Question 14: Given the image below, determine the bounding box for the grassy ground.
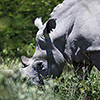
[0,58,100,100]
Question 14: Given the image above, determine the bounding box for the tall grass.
[0,58,100,100]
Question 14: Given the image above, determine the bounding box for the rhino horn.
[21,56,30,67]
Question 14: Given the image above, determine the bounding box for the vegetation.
[0,0,63,58]
[0,59,100,100]
[0,0,100,100]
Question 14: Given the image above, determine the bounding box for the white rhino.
[21,0,100,85]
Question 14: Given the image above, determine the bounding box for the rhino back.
[49,0,100,65]
[63,0,100,69]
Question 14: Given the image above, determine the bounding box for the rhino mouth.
[28,76,44,86]
[20,67,45,85]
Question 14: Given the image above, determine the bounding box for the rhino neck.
[51,0,79,33]
[50,0,78,18]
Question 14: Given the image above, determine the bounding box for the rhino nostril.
[37,62,43,70]
[33,62,43,70]
[37,62,42,66]
[34,67,37,70]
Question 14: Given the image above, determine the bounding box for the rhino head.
[21,18,66,85]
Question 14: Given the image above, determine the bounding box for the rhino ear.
[45,19,56,34]
[21,56,30,67]
[34,17,43,29]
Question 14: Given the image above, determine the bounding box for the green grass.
[0,58,100,100]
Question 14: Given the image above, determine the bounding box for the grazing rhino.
[21,0,100,85]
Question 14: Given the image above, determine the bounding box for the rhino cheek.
[49,65,60,78]
[28,75,44,85]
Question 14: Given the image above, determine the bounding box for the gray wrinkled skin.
[21,0,100,85]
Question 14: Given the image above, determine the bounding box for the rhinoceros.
[21,0,100,84]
